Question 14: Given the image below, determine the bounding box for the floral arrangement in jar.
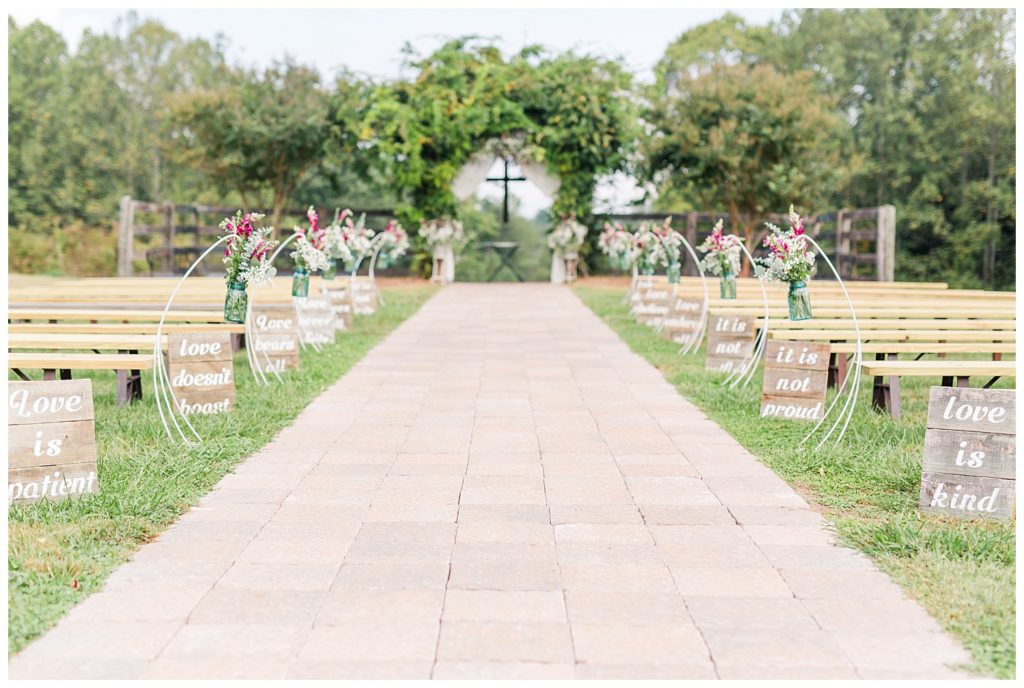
[289,206,330,298]
[631,225,667,276]
[220,210,278,323]
[322,208,355,281]
[698,219,743,299]
[547,214,588,258]
[420,218,466,256]
[598,222,634,270]
[340,211,375,272]
[754,205,817,320]
[375,220,409,269]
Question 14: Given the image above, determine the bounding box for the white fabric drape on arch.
[452,152,497,201]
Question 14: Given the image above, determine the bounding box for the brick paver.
[10,284,974,679]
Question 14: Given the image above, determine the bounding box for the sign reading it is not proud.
[9,379,98,503]
[919,387,1015,521]
[760,339,830,421]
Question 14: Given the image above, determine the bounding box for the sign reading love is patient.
[250,304,301,373]
[760,340,830,421]
[166,332,234,415]
[9,380,98,503]
[919,387,1015,521]
[706,314,755,373]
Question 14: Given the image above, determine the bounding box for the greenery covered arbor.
[358,38,638,224]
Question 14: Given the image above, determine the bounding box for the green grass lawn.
[574,283,1016,679]
[8,284,437,654]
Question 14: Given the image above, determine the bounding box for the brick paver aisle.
[11,284,973,679]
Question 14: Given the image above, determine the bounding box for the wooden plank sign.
[250,304,301,373]
[322,286,353,331]
[919,387,1015,521]
[760,340,830,421]
[9,379,99,503]
[662,297,704,345]
[295,297,338,347]
[632,286,672,327]
[706,314,756,374]
[166,332,234,415]
[351,278,378,316]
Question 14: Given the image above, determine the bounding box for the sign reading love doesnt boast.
[919,387,1015,520]
[9,380,98,503]
[166,332,235,415]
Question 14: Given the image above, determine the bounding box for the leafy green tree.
[643,60,848,264]
[168,61,331,234]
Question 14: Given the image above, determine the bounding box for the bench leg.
[827,353,838,388]
[42,368,56,381]
[886,353,901,418]
[11,368,30,381]
[871,375,892,415]
[941,375,953,387]
[231,333,245,352]
[956,375,971,388]
[993,353,1002,361]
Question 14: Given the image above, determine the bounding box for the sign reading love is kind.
[760,340,830,421]
[322,286,352,331]
[295,297,338,347]
[661,297,704,345]
[250,304,301,373]
[706,314,756,373]
[919,387,1015,521]
[166,332,235,415]
[9,380,98,504]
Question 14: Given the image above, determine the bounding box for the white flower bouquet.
[547,214,588,256]
[698,219,742,277]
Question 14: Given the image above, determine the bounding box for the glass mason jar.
[720,269,737,299]
[666,262,681,284]
[377,253,391,270]
[322,260,337,281]
[787,280,813,321]
[223,281,248,324]
[292,267,310,298]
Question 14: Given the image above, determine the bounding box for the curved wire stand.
[246,233,296,386]
[723,241,771,388]
[671,232,710,356]
[797,235,863,450]
[153,235,231,443]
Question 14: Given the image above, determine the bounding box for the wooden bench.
[9,353,154,405]
[861,360,1016,417]
[8,322,245,335]
[9,333,162,351]
[8,308,225,323]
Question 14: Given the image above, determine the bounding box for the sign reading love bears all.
[706,314,756,373]
[919,387,1015,521]
[760,340,830,421]
[9,379,99,504]
[166,332,235,415]
[250,304,301,373]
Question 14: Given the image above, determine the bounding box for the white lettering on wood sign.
[322,286,353,330]
[919,387,1015,520]
[166,332,235,415]
[706,314,756,374]
[760,340,830,421]
[295,297,338,346]
[662,297,705,345]
[251,304,301,372]
[9,379,98,503]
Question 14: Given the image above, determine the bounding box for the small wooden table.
[479,242,524,283]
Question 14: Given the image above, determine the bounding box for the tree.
[169,61,331,234]
[643,61,848,266]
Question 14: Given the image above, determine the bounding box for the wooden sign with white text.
[919,387,1015,521]
[632,286,673,327]
[166,332,235,415]
[760,340,830,421]
[250,304,301,373]
[706,314,756,374]
[322,286,353,330]
[351,278,378,316]
[662,297,705,345]
[295,297,338,347]
[8,380,98,503]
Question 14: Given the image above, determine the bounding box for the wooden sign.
[760,340,830,421]
[166,332,234,415]
[632,285,673,326]
[662,297,705,345]
[322,286,353,331]
[295,297,338,347]
[706,314,756,373]
[250,304,301,373]
[919,387,1015,520]
[9,380,98,503]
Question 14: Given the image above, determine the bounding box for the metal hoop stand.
[723,241,771,389]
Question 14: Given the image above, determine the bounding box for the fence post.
[684,212,698,276]
[878,204,896,282]
[117,195,133,277]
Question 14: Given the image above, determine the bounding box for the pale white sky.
[9,7,784,215]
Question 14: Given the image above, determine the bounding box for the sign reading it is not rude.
[167,332,234,415]
[919,387,1015,521]
[9,379,98,503]
[760,339,830,421]
[706,314,756,373]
